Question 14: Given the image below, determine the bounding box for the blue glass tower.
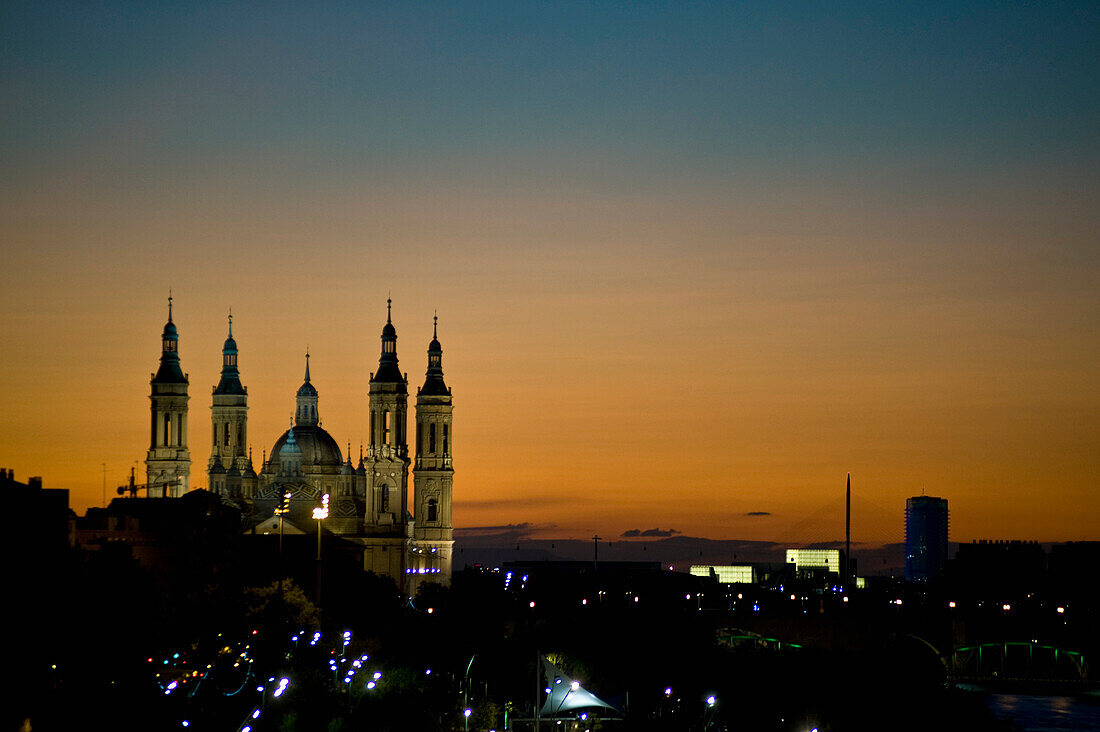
[905,496,949,583]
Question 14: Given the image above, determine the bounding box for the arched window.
[443,424,449,455]
[429,423,436,454]
[383,411,391,444]
[427,498,438,523]
[380,485,389,512]
[224,423,231,447]
[164,413,171,446]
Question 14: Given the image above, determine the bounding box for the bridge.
[948,641,1089,684]
[717,628,804,652]
[723,629,1091,686]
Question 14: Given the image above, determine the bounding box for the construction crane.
[117,466,180,498]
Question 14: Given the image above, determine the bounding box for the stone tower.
[208,313,248,497]
[412,315,455,585]
[362,299,411,577]
[146,295,191,497]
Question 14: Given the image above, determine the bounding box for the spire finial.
[168,290,173,322]
[304,347,311,383]
[227,309,233,337]
[387,297,392,324]
[433,311,438,338]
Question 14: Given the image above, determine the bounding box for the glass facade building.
[905,496,949,583]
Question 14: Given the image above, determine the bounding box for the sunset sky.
[2,2,1097,546]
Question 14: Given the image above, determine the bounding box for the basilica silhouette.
[144,296,454,588]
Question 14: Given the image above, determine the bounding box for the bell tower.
[209,312,248,496]
[364,299,410,530]
[146,295,191,497]
[359,300,412,580]
[412,315,454,585]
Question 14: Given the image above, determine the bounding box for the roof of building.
[269,425,342,468]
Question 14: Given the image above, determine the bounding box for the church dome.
[269,425,343,468]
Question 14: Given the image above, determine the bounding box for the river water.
[986,694,1100,730]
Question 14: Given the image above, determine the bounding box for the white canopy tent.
[538,657,619,718]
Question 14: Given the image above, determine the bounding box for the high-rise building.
[905,496,949,583]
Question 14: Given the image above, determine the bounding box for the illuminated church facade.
[144,298,454,589]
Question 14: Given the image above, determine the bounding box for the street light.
[313,493,329,611]
[464,707,472,732]
[274,490,292,617]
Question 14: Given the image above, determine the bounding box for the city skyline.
[2,2,1097,546]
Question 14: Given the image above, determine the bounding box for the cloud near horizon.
[745,511,772,517]
[621,528,681,538]
[455,522,554,536]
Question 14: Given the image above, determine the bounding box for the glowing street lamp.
[314,493,329,609]
[275,490,292,614]
[464,707,472,732]
[703,695,718,731]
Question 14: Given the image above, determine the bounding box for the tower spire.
[227,309,232,337]
[372,298,404,384]
[845,472,851,591]
[295,348,319,426]
[168,290,173,322]
[421,314,448,396]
